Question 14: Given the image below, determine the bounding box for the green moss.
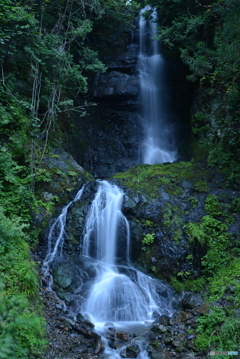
[194,180,209,192]
[189,196,198,208]
[162,203,184,242]
[113,161,210,199]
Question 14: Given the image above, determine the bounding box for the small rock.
[126,344,140,358]
[104,322,115,328]
[175,311,193,323]
[120,348,128,358]
[158,315,171,326]
[108,340,117,350]
[116,331,129,341]
[196,303,209,315]
[83,319,95,329]
[76,312,85,322]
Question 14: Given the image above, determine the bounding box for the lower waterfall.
[43,180,174,358]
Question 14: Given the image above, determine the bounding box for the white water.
[139,6,176,164]
[82,180,130,265]
[43,184,85,277]
[80,180,174,359]
[42,180,174,358]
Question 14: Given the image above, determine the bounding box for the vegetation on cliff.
[140,0,240,185]
[114,161,240,356]
[0,0,136,356]
[137,1,240,354]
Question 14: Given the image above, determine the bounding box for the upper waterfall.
[139,6,176,164]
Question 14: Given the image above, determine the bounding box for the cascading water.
[78,180,174,358]
[42,180,174,358]
[82,180,130,265]
[42,184,85,285]
[139,6,176,164]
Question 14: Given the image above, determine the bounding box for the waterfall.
[80,181,173,327]
[82,180,130,265]
[139,6,176,164]
[43,180,174,359]
[43,184,85,275]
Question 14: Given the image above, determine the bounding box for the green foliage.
[0,208,38,297]
[207,146,240,188]
[192,112,209,136]
[207,258,240,301]
[140,0,240,176]
[0,280,46,358]
[185,215,230,276]
[171,276,205,293]
[196,306,240,354]
[189,196,198,208]
[142,233,155,246]
[184,191,240,353]
[0,211,46,357]
[205,195,222,216]
[144,219,154,227]
[194,180,209,192]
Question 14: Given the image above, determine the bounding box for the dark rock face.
[93,70,139,99]
[80,41,142,178]
[81,108,142,178]
[112,163,240,280]
[32,148,93,235]
[65,26,194,178]
[41,148,93,203]
[42,161,239,282]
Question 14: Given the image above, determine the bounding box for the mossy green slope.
[113,161,211,198]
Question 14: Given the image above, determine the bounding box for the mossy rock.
[112,161,239,283]
[33,148,93,231]
[113,161,210,199]
[42,148,93,202]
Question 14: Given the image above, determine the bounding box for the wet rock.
[120,348,128,358]
[126,344,141,358]
[116,331,129,342]
[108,340,117,350]
[151,324,168,334]
[180,292,204,310]
[147,344,172,359]
[76,312,85,322]
[76,313,95,329]
[52,262,75,290]
[157,314,171,326]
[104,322,115,328]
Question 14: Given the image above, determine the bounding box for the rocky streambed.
[36,252,209,359]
